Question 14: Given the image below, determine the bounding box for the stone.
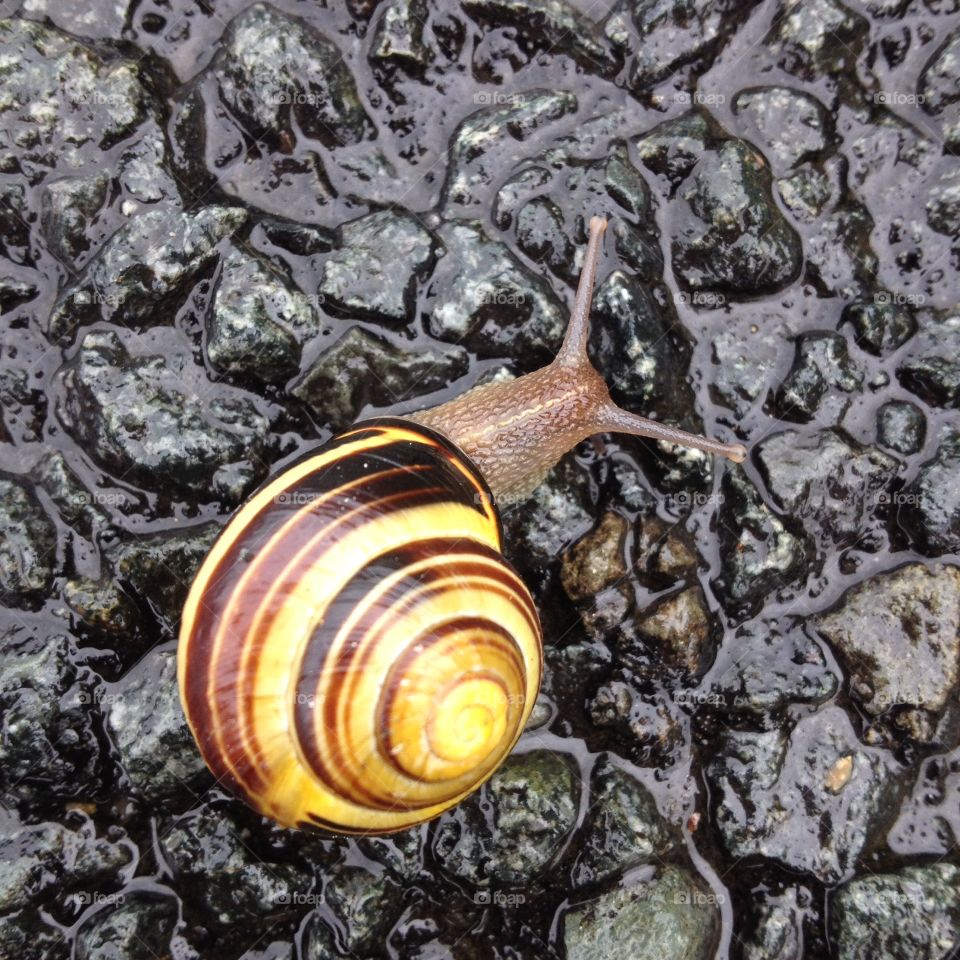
[562,865,720,960]
[0,621,103,808]
[56,330,271,503]
[740,888,806,960]
[514,196,576,279]
[503,456,594,564]
[36,451,107,541]
[290,326,469,429]
[709,317,789,418]
[705,619,837,717]
[732,87,829,176]
[637,113,802,297]
[171,3,375,221]
[433,750,577,886]
[777,163,834,221]
[190,3,373,149]
[712,468,812,617]
[48,206,247,343]
[462,0,617,75]
[755,429,897,547]
[443,91,577,209]
[897,311,960,408]
[495,144,661,281]
[877,401,925,456]
[572,756,678,887]
[0,478,57,607]
[207,247,319,385]
[832,864,960,960]
[76,894,177,960]
[318,865,402,956]
[0,19,151,181]
[427,220,566,364]
[63,577,145,654]
[40,173,110,270]
[814,564,960,742]
[591,270,694,419]
[160,808,311,927]
[888,750,960,856]
[589,680,685,768]
[0,911,66,960]
[0,812,132,913]
[771,332,863,424]
[899,432,960,555]
[371,0,432,71]
[108,523,220,626]
[628,0,759,96]
[707,706,895,883]
[919,28,960,115]
[768,0,869,82]
[842,298,917,356]
[319,210,434,325]
[926,167,960,236]
[560,511,628,603]
[802,203,877,301]
[635,586,713,679]
[106,646,210,800]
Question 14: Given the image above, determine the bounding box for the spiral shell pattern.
[178,419,542,833]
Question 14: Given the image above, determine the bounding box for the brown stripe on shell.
[376,625,523,782]
[296,579,528,810]
[296,557,526,802]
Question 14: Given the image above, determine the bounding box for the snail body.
[179,218,745,834]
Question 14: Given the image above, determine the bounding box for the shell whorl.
[178,419,542,833]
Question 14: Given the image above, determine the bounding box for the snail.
[178,216,745,834]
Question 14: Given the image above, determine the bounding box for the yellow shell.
[178,419,542,833]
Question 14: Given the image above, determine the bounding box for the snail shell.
[179,418,541,833]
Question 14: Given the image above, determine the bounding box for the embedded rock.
[433,750,577,886]
[427,220,566,363]
[707,707,896,883]
[56,330,271,503]
[814,564,960,742]
[291,326,468,428]
[49,207,247,343]
[319,210,434,325]
[207,247,319,386]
